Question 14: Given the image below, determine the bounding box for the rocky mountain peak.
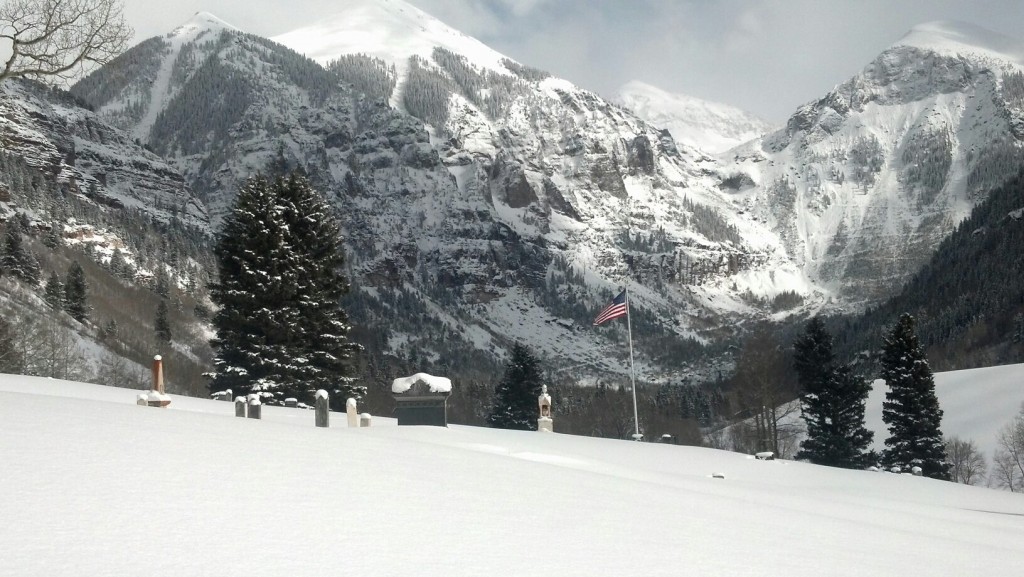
[170,11,240,39]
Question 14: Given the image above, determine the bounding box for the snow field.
[2,374,1024,576]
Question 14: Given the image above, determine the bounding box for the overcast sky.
[124,0,1024,122]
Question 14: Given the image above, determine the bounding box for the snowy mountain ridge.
[895,20,1024,64]
[57,4,1024,383]
[722,19,1024,303]
[615,80,776,154]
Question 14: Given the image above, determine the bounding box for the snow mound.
[894,21,1024,64]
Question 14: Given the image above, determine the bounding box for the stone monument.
[346,397,359,427]
[391,373,452,426]
[538,384,553,432]
[146,355,171,407]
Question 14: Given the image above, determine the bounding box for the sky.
[123,0,1024,122]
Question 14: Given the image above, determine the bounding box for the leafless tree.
[0,0,131,85]
[731,327,801,457]
[991,408,1024,492]
[944,436,986,485]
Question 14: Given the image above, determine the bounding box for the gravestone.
[315,390,329,428]
[392,373,452,427]
[248,396,262,419]
[346,398,359,427]
[235,397,247,418]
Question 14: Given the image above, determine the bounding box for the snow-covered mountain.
[0,80,207,227]
[723,21,1024,305]
[616,80,775,154]
[71,5,811,383]
[65,7,1024,382]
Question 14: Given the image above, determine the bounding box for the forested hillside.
[835,168,1024,370]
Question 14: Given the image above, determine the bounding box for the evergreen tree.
[154,265,169,298]
[209,176,294,400]
[0,315,22,373]
[277,173,363,404]
[64,261,89,323]
[881,313,950,479]
[155,300,172,344]
[794,317,874,468]
[43,271,63,309]
[487,343,544,430]
[2,219,41,285]
[208,173,361,404]
[42,221,63,249]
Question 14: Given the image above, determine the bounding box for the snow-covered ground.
[866,363,1024,460]
[2,372,1024,576]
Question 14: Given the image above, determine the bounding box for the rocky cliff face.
[0,80,206,227]
[723,21,1024,305]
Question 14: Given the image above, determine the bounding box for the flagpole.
[625,285,640,440]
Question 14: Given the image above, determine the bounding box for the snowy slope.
[3,373,1024,577]
[865,363,1024,461]
[724,20,1024,307]
[616,80,775,154]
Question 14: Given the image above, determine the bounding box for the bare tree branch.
[0,0,132,85]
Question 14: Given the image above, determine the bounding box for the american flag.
[593,289,628,325]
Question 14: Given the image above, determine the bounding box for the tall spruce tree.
[209,173,361,404]
[154,300,172,344]
[881,313,950,479]
[487,343,544,430]
[64,262,89,323]
[2,219,41,285]
[209,176,296,400]
[43,271,63,309]
[277,173,363,405]
[0,315,22,373]
[794,317,874,468]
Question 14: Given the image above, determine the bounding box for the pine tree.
[277,173,363,404]
[64,261,89,323]
[42,221,63,249]
[43,271,63,309]
[2,219,41,285]
[487,343,544,430]
[155,300,172,344]
[209,176,295,400]
[881,313,950,479]
[794,317,874,468]
[0,315,22,373]
[208,173,361,404]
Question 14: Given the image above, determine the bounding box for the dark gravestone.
[392,374,451,427]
